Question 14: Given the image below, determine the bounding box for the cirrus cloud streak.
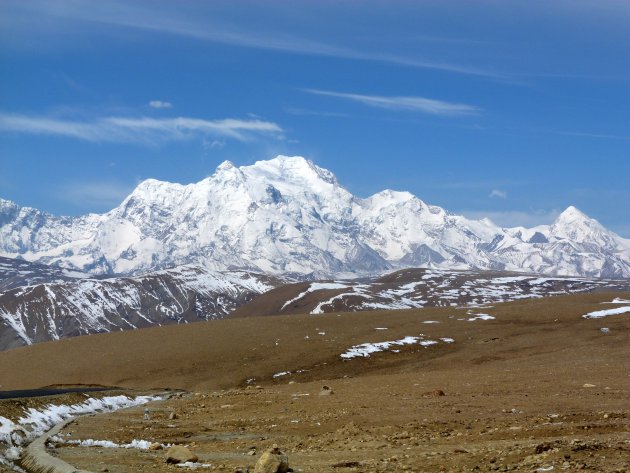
[0,112,283,144]
[303,89,481,116]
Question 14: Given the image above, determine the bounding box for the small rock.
[149,442,163,450]
[319,385,334,396]
[332,461,361,467]
[582,383,596,388]
[165,445,198,464]
[535,443,553,454]
[254,444,290,473]
[169,411,178,420]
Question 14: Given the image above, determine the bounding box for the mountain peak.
[554,206,590,225]
[216,160,236,172]
[247,155,339,186]
[368,189,416,204]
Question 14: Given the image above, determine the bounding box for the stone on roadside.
[165,445,198,464]
[254,444,290,473]
[149,442,163,450]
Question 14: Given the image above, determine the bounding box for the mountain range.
[0,259,278,350]
[1,155,629,279]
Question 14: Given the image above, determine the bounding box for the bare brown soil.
[1,292,629,472]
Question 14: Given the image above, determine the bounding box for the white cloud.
[303,89,481,116]
[0,112,283,144]
[489,189,507,199]
[461,209,561,228]
[148,100,173,109]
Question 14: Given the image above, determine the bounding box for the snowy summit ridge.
[1,155,629,279]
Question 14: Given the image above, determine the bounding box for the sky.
[0,0,629,236]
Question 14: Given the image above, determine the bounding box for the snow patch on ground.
[0,395,158,469]
[176,461,212,468]
[280,282,350,310]
[340,335,451,359]
[604,298,630,304]
[583,306,630,319]
[466,313,495,321]
[50,436,168,450]
[273,371,291,378]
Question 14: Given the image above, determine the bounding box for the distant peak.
[248,155,338,185]
[127,178,186,203]
[258,155,314,169]
[216,160,236,172]
[370,189,415,202]
[556,205,589,222]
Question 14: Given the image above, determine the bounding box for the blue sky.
[1,0,629,236]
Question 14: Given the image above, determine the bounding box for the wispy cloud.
[489,189,507,199]
[148,100,173,109]
[283,107,349,118]
[303,89,481,117]
[4,0,506,80]
[0,112,283,144]
[555,131,630,141]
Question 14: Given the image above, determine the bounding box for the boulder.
[165,445,198,464]
[254,444,290,473]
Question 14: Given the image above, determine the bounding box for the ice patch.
[440,337,455,343]
[422,320,439,324]
[583,306,630,319]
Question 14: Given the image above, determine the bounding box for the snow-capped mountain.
[0,261,279,351]
[1,155,629,278]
